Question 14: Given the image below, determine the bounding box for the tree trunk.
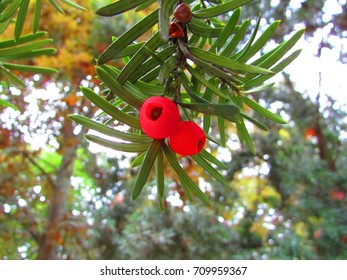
[37,115,83,259]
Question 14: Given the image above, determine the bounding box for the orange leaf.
[305,127,317,138]
[62,94,79,107]
[330,190,345,201]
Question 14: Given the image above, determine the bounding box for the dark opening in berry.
[139,96,180,139]
[197,139,204,149]
[149,107,163,121]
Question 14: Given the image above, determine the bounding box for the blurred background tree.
[0,0,346,260]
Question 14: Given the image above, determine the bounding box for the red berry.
[330,190,345,201]
[169,22,185,38]
[174,3,192,23]
[169,121,206,156]
[305,127,317,138]
[139,96,180,139]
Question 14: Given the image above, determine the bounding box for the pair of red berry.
[139,96,206,156]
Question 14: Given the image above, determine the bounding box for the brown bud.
[169,22,185,38]
[174,3,192,24]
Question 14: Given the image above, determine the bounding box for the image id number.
[193,266,247,276]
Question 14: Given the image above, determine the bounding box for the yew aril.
[139,96,180,139]
[169,121,206,156]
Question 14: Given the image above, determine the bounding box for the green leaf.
[218,115,226,147]
[155,149,165,210]
[132,139,163,200]
[210,7,240,53]
[241,112,269,131]
[116,32,164,85]
[0,18,11,34]
[1,66,25,87]
[85,134,150,153]
[190,47,273,75]
[120,78,159,99]
[159,0,176,40]
[232,14,261,61]
[203,114,211,134]
[177,101,240,121]
[48,0,64,14]
[243,83,275,94]
[14,0,29,40]
[181,78,210,104]
[200,149,228,170]
[162,143,210,206]
[236,116,256,154]
[238,20,281,63]
[159,55,177,85]
[190,60,205,93]
[244,49,302,88]
[180,43,243,84]
[97,9,158,64]
[96,0,148,16]
[202,88,213,133]
[2,48,56,60]
[80,87,141,129]
[245,29,305,82]
[134,80,164,95]
[188,17,223,38]
[194,0,253,18]
[99,72,146,102]
[32,0,42,33]
[140,67,161,83]
[0,31,47,48]
[112,42,145,60]
[186,65,230,100]
[69,114,151,143]
[243,96,287,124]
[60,0,86,11]
[0,39,53,57]
[203,56,243,84]
[3,63,58,74]
[96,66,144,109]
[135,0,157,12]
[131,152,147,168]
[128,46,175,83]
[192,154,229,186]
[162,143,190,202]
[221,19,249,57]
[0,98,20,111]
[0,0,11,12]
[0,0,22,22]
